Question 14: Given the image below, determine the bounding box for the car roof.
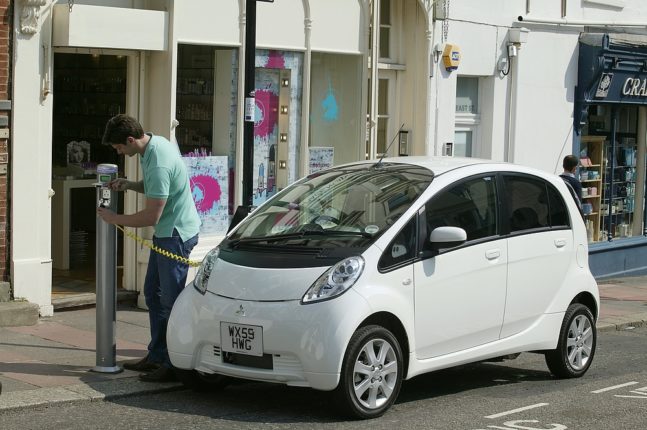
[341,156,498,175]
[329,156,561,184]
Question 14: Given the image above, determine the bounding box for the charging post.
[92,163,122,374]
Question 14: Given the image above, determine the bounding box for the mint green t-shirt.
[140,134,200,241]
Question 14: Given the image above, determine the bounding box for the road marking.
[591,381,639,394]
[614,395,647,399]
[484,403,549,419]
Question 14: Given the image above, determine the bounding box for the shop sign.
[595,73,613,98]
[590,70,647,104]
[622,77,647,97]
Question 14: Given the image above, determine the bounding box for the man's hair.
[563,154,579,171]
[102,114,144,146]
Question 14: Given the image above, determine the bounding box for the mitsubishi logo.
[235,305,246,317]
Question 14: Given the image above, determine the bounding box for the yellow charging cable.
[115,224,202,267]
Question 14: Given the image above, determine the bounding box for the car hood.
[206,258,330,301]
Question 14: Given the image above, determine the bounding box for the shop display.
[52,53,126,172]
[582,132,639,242]
[580,136,604,242]
[176,46,214,154]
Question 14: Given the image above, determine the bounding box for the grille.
[222,352,273,370]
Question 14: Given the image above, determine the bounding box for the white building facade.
[11,0,647,315]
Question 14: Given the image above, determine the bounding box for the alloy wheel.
[352,338,399,410]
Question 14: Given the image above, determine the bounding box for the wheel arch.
[570,291,598,320]
[357,312,411,377]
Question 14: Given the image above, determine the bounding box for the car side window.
[547,184,571,228]
[425,176,498,242]
[503,175,549,233]
[378,216,417,270]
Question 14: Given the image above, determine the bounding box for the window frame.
[419,173,502,258]
[500,173,573,237]
[455,76,482,158]
[378,213,419,273]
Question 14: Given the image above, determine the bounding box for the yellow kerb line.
[115,225,202,267]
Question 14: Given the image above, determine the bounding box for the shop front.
[577,33,647,278]
[12,0,373,315]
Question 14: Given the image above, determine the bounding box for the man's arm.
[109,178,145,193]
[97,197,166,227]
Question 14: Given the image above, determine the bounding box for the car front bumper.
[167,283,371,391]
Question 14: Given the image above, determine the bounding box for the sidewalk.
[1,277,647,413]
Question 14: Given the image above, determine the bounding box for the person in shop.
[97,114,201,382]
[560,154,584,217]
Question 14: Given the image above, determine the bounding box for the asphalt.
[1,277,646,413]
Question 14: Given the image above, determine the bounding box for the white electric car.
[167,157,599,419]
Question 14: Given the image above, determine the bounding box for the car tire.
[335,325,403,419]
[545,303,597,378]
[174,369,230,392]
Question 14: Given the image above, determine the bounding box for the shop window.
[52,53,127,170]
[581,105,642,242]
[176,44,238,235]
[309,52,363,171]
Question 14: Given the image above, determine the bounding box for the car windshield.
[228,163,434,248]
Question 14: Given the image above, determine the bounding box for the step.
[52,289,139,310]
[0,301,40,327]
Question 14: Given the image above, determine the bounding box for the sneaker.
[139,366,177,383]
[122,355,160,372]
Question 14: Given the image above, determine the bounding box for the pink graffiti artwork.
[254,88,279,139]
[266,50,286,69]
[190,174,222,214]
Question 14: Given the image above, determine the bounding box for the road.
[1,326,646,429]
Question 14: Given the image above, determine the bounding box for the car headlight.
[193,247,220,295]
[301,256,365,304]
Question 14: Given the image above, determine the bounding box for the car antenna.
[373,123,405,168]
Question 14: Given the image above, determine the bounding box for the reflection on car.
[167,156,599,419]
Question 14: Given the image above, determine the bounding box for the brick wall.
[0,0,11,283]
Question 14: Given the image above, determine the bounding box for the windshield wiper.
[229,229,373,247]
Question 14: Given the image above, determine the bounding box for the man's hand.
[97,207,119,225]
[108,178,130,192]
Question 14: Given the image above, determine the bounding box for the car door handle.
[402,278,412,286]
[554,238,567,248]
[485,249,500,260]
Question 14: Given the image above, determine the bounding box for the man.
[97,114,200,382]
[560,154,584,215]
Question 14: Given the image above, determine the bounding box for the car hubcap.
[566,314,593,371]
[352,338,398,410]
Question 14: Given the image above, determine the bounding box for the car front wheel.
[336,325,403,419]
[545,303,597,378]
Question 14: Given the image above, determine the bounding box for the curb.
[597,318,646,333]
[0,377,184,413]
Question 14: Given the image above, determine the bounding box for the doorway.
[50,53,127,308]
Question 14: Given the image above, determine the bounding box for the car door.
[500,174,574,338]
[414,175,507,359]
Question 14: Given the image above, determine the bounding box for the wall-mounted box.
[53,4,168,51]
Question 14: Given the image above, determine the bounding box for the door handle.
[485,249,500,260]
[554,239,567,248]
[402,278,412,286]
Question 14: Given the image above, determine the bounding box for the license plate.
[220,322,263,357]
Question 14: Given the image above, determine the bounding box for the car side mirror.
[420,226,467,258]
